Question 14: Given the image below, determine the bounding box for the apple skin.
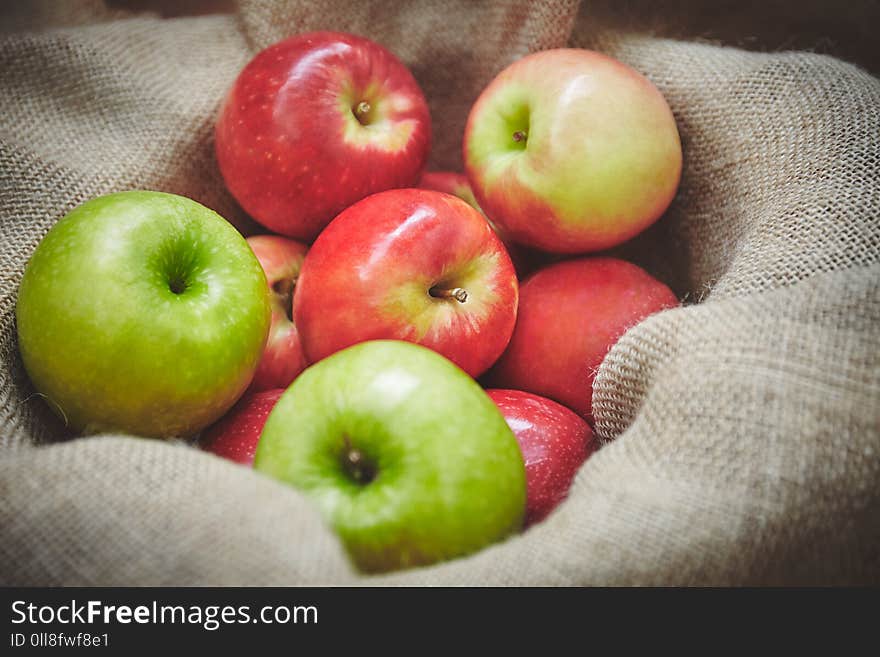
[417,170,544,279]
[464,48,682,254]
[487,257,678,421]
[292,188,519,378]
[246,235,308,391]
[15,191,271,438]
[418,171,482,210]
[216,31,432,242]
[254,340,526,573]
[486,389,596,527]
[201,388,284,465]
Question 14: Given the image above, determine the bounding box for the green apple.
[16,190,271,438]
[254,340,526,573]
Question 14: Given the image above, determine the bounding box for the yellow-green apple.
[487,257,678,420]
[201,388,284,465]
[15,191,271,438]
[246,235,308,391]
[216,31,431,242]
[292,188,518,378]
[487,389,596,526]
[464,49,682,253]
[254,340,526,573]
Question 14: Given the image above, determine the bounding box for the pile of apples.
[15,32,682,573]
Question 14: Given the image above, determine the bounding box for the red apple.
[487,257,678,420]
[487,389,596,526]
[246,235,309,391]
[464,49,682,253]
[293,188,519,378]
[418,170,548,279]
[200,388,284,465]
[216,31,432,241]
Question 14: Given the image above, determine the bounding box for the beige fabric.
[0,0,877,585]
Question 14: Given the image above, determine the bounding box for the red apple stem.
[429,286,468,303]
[354,101,372,124]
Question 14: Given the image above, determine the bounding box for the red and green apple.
[487,257,678,421]
[215,31,432,241]
[464,48,682,253]
[293,188,519,378]
[246,235,308,391]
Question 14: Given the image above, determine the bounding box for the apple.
[254,340,526,573]
[292,188,519,378]
[464,48,682,253]
[486,389,596,526]
[487,257,678,420]
[15,190,271,438]
[246,235,309,391]
[215,31,432,241]
[201,388,284,465]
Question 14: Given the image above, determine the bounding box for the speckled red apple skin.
[247,235,308,391]
[215,31,431,241]
[293,188,519,378]
[487,389,596,526]
[487,257,679,421]
[200,388,284,466]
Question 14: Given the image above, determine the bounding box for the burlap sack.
[1,0,878,586]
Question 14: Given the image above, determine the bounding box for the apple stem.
[429,286,468,303]
[342,435,375,484]
[512,130,528,143]
[354,100,372,125]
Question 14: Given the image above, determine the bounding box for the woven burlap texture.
[0,0,878,585]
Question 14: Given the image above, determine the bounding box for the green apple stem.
[342,435,376,485]
[429,286,468,303]
[512,130,528,144]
